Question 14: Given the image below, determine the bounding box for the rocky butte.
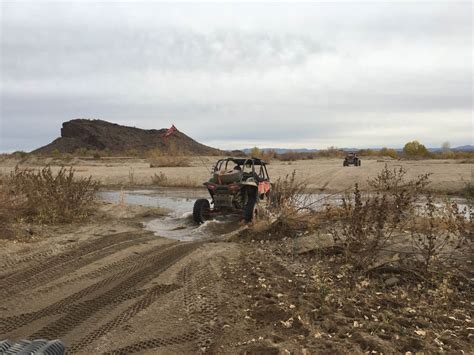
[32,119,224,155]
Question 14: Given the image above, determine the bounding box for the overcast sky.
[1,1,472,152]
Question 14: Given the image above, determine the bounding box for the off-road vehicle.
[193,157,271,224]
[343,152,361,167]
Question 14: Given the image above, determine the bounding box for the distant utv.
[343,152,361,167]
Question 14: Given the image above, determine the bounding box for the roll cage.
[213,157,270,183]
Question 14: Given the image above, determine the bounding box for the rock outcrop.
[32,119,224,155]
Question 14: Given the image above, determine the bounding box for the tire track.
[0,232,153,299]
[28,243,198,339]
[102,332,199,355]
[32,240,177,295]
[0,242,196,335]
[182,263,220,352]
[103,263,221,354]
[68,284,181,353]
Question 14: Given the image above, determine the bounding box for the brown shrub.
[147,143,190,167]
[148,155,190,168]
[409,196,472,272]
[9,166,100,224]
[242,171,319,240]
[0,175,23,239]
[276,151,301,161]
[324,165,471,274]
[150,172,168,186]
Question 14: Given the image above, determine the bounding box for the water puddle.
[98,188,471,241]
[98,188,243,241]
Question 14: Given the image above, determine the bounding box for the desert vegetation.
[147,142,191,167]
[0,166,99,239]
[233,165,473,352]
[246,141,474,162]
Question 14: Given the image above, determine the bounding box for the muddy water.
[98,188,243,241]
[98,188,471,241]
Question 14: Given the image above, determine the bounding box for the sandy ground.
[1,200,472,353]
[0,156,472,194]
[0,202,241,354]
[0,156,472,353]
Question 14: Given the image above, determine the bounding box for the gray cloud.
[1,1,472,152]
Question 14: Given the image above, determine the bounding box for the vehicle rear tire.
[343,161,348,167]
[243,194,257,222]
[193,199,210,224]
[358,160,361,166]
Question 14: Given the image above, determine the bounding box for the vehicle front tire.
[193,199,210,224]
[243,194,257,222]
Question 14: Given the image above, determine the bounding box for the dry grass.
[148,155,191,168]
[240,170,320,240]
[149,171,201,188]
[7,166,100,225]
[150,172,168,186]
[0,174,21,239]
[147,143,191,167]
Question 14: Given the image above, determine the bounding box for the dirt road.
[0,225,240,354]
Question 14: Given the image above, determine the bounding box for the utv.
[343,152,361,167]
[193,157,271,224]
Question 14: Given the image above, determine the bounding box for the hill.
[32,119,224,155]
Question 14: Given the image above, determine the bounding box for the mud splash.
[98,188,243,241]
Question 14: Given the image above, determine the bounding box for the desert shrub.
[277,151,300,161]
[262,149,276,162]
[90,150,101,159]
[325,184,403,269]
[454,151,474,160]
[440,150,455,159]
[368,165,430,222]
[51,149,61,158]
[74,147,89,157]
[61,153,73,163]
[325,166,432,270]
[269,170,308,212]
[324,165,471,274]
[249,147,262,158]
[148,154,190,167]
[379,147,398,159]
[151,172,168,186]
[460,181,474,199]
[0,175,24,239]
[429,151,474,160]
[243,171,318,239]
[403,140,429,159]
[128,167,135,185]
[409,196,472,272]
[314,146,345,158]
[12,151,28,159]
[147,144,190,167]
[9,166,100,224]
[125,148,140,157]
[357,148,375,156]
